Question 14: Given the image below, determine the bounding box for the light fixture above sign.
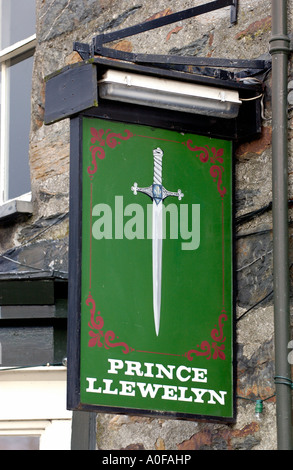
[98,70,242,119]
[44,59,263,141]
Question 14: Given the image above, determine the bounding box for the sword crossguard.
[162,188,184,201]
[131,183,184,202]
[131,148,184,203]
[131,183,153,199]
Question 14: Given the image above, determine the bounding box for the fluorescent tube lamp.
[98,70,242,119]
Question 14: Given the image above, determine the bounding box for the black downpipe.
[269,0,292,450]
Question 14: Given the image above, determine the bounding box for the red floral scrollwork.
[183,140,226,197]
[86,293,133,354]
[87,294,104,347]
[88,146,105,176]
[210,165,226,198]
[185,312,228,361]
[185,141,210,162]
[87,127,133,177]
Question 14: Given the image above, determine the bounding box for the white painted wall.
[0,366,72,450]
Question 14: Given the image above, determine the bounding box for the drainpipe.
[269,0,292,450]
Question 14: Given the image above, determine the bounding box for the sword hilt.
[131,147,184,202]
[153,148,163,185]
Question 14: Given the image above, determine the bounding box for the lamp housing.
[98,70,242,119]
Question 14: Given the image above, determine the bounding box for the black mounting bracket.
[73,0,269,75]
[75,0,238,61]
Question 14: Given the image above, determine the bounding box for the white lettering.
[207,390,227,405]
[155,363,176,380]
[145,455,191,465]
[136,382,163,399]
[190,388,208,403]
[144,362,155,377]
[176,365,191,382]
[103,379,118,395]
[85,360,227,407]
[102,455,136,467]
[85,377,101,394]
[119,381,136,397]
[161,385,177,400]
[92,203,112,239]
[180,204,200,250]
[124,203,144,239]
[91,197,200,251]
[107,359,208,383]
[85,376,227,406]
[163,203,178,239]
[124,360,144,377]
[107,358,124,374]
[114,195,124,239]
[192,368,208,383]
[178,386,193,402]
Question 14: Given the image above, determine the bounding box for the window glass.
[0,0,36,49]
[0,67,1,147]
[7,52,33,200]
[0,0,35,205]
[0,435,40,450]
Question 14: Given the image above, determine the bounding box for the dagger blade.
[152,199,163,336]
[131,147,183,337]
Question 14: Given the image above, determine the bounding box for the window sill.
[0,194,33,224]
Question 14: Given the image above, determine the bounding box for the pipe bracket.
[269,34,291,55]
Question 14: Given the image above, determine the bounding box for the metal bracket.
[73,0,270,73]
[230,0,238,25]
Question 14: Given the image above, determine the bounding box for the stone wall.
[1,0,293,450]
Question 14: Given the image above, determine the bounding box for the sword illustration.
[131,148,184,336]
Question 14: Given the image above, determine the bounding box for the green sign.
[79,116,234,421]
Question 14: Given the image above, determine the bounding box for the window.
[0,435,40,450]
[0,0,36,204]
[0,367,72,450]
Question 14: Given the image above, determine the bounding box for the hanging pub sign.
[70,115,235,422]
[43,20,264,423]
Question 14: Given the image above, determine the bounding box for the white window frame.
[0,34,36,206]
